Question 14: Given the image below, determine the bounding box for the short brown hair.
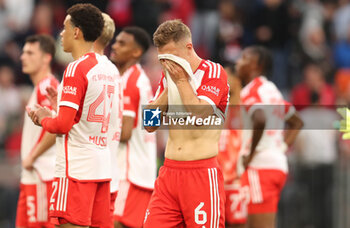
[25,34,56,58]
[153,19,191,47]
[67,3,104,42]
[96,13,116,48]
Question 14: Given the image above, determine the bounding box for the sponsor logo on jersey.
[62,86,77,95]
[201,85,220,96]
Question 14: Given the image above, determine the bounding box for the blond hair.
[153,19,191,47]
[96,13,115,48]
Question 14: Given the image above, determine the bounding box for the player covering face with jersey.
[144,19,229,228]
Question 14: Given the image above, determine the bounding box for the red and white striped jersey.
[239,76,295,173]
[21,75,59,184]
[55,53,121,181]
[152,59,229,120]
[117,64,157,189]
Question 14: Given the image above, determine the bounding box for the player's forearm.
[176,80,213,118]
[31,132,56,160]
[41,106,77,134]
[120,116,133,142]
[249,110,266,161]
[147,87,168,110]
[249,127,265,159]
[284,113,304,146]
[145,88,168,132]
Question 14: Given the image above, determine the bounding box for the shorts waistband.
[164,156,218,169]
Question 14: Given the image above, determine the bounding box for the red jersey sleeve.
[37,76,59,109]
[123,78,140,118]
[197,64,229,119]
[41,106,77,134]
[59,63,87,110]
[150,72,166,103]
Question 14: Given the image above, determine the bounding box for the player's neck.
[245,72,261,85]
[118,60,138,76]
[188,52,202,73]
[30,67,51,86]
[93,42,105,55]
[71,41,94,60]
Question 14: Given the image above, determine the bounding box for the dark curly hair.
[67,3,104,42]
[247,45,273,77]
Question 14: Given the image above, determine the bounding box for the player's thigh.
[59,223,88,228]
[226,223,247,228]
[181,167,226,227]
[114,221,133,228]
[248,213,275,228]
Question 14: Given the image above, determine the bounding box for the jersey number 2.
[87,85,115,133]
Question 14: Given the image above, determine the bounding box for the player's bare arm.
[120,116,134,142]
[244,109,266,168]
[22,132,56,170]
[144,87,168,133]
[284,113,303,146]
[162,60,213,118]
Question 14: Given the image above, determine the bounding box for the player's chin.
[110,53,117,61]
[63,46,71,53]
[22,67,30,74]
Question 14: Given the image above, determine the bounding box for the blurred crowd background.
[0,0,349,227]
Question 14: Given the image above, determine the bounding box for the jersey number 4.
[87,85,115,133]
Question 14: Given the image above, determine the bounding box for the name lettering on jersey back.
[89,136,107,147]
[201,85,220,96]
[91,74,116,83]
[63,86,77,95]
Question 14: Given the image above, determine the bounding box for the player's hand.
[46,86,58,112]
[161,60,189,84]
[22,154,35,171]
[26,106,40,126]
[34,105,53,126]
